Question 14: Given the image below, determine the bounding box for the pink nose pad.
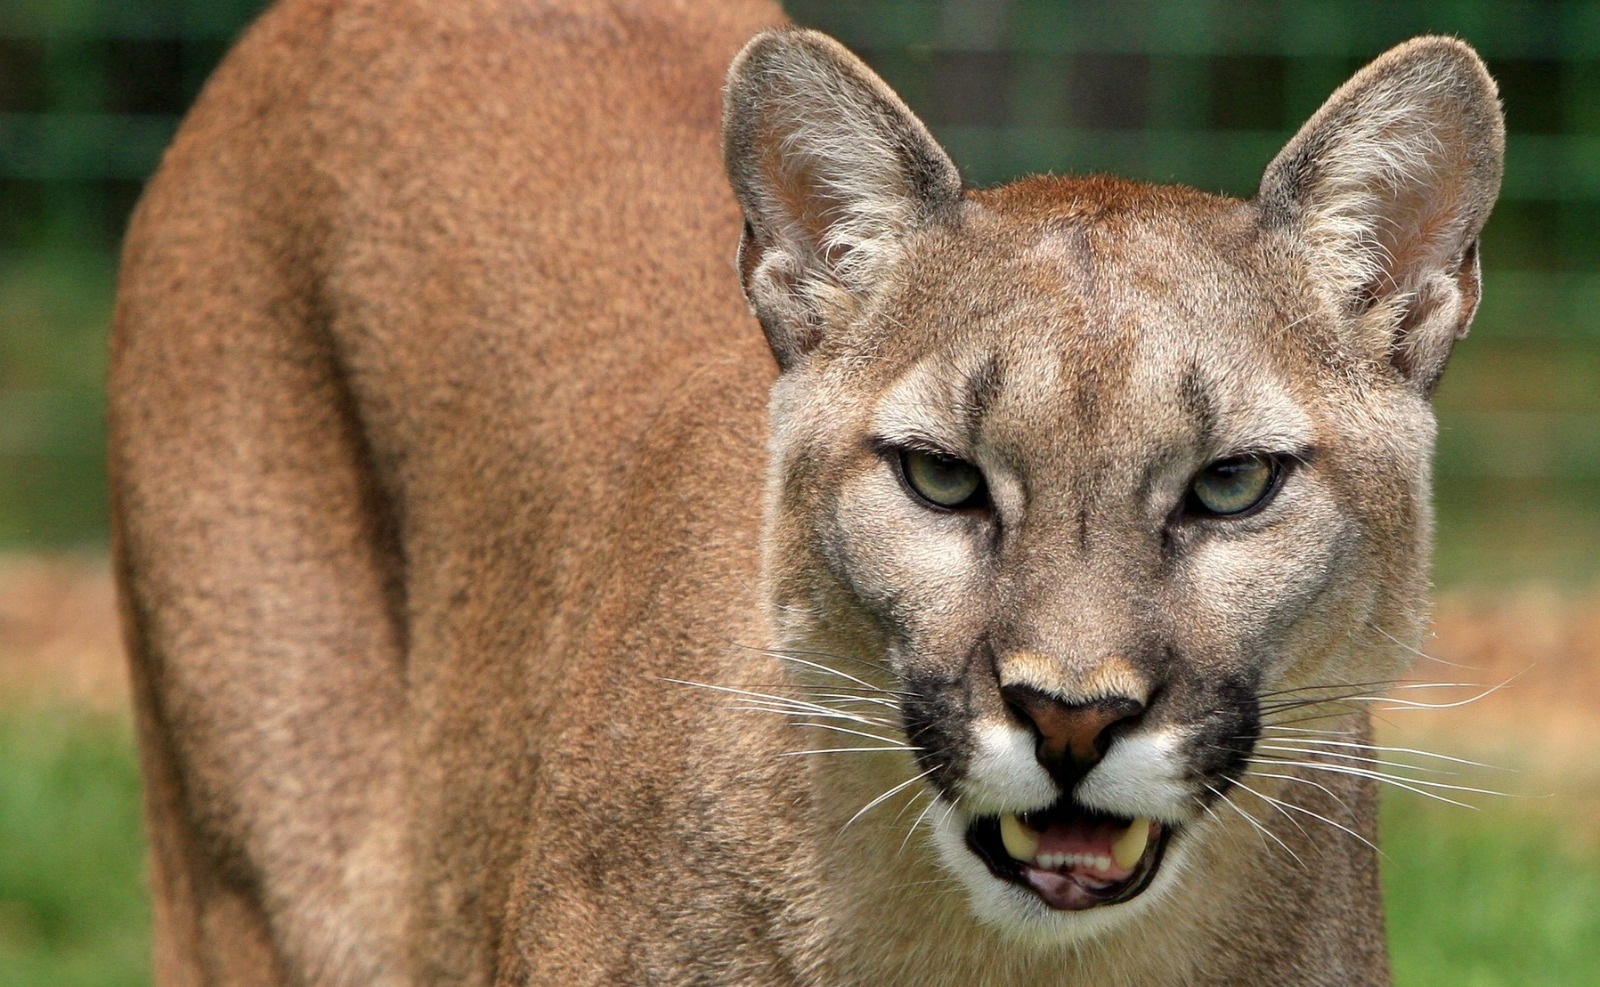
[1000,684,1144,779]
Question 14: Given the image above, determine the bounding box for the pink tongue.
[1034,814,1123,861]
[1022,815,1138,910]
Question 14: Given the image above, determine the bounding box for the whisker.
[1257,679,1399,701]
[1374,626,1480,670]
[778,745,920,757]
[1229,778,1314,842]
[727,641,917,694]
[728,702,892,729]
[1257,735,1509,772]
[710,682,907,698]
[1261,725,1367,737]
[1247,758,1494,807]
[1261,708,1372,729]
[760,653,888,693]
[661,678,891,726]
[840,767,937,833]
[1388,680,1506,693]
[1232,776,1382,858]
[809,691,902,710]
[1244,769,1357,820]
[1370,680,1516,712]
[900,792,942,855]
[1206,782,1304,867]
[781,721,905,746]
[1255,742,1458,776]
[1257,677,1510,717]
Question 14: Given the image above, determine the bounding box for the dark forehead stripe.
[1177,362,1220,450]
[962,352,1002,435]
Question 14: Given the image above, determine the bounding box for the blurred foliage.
[0,0,1596,583]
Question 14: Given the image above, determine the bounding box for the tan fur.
[110,3,1503,984]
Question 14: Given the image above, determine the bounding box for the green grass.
[1,706,1594,984]
[0,707,149,987]
[1385,786,1600,986]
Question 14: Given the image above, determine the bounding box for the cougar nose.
[1000,683,1144,785]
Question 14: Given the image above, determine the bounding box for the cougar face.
[728,30,1498,939]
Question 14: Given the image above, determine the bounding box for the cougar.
[109,0,1503,983]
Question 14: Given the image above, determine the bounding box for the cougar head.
[724,30,1501,937]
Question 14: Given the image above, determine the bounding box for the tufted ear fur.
[723,29,963,370]
[1259,37,1504,392]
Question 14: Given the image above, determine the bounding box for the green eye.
[1189,453,1281,517]
[900,449,986,509]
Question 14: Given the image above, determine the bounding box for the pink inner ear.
[754,135,861,270]
[1371,177,1469,302]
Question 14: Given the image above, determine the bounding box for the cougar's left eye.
[900,449,987,510]
[1189,453,1282,517]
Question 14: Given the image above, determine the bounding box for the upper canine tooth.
[1112,817,1152,870]
[999,813,1040,863]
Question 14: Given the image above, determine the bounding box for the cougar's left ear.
[1259,37,1504,392]
[723,29,963,370]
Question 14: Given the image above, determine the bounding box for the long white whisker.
[1233,776,1382,857]
[1255,742,1458,776]
[762,652,887,693]
[729,701,887,723]
[1258,679,1399,700]
[900,792,942,855]
[662,679,891,726]
[1260,725,1356,737]
[785,721,906,745]
[1246,769,1357,820]
[1257,736,1508,772]
[841,767,937,833]
[778,745,920,757]
[1229,778,1314,842]
[1374,626,1479,670]
[809,690,902,710]
[728,701,891,728]
[1262,709,1369,729]
[1248,758,1490,807]
[1387,680,1507,693]
[1207,783,1304,867]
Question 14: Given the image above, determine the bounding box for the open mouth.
[966,799,1172,911]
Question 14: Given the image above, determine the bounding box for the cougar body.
[110,0,1503,984]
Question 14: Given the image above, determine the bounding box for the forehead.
[852,178,1334,459]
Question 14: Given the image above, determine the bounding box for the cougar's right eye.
[899,449,987,510]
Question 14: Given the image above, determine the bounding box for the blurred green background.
[0,1,1595,984]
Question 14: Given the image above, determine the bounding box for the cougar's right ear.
[723,29,962,370]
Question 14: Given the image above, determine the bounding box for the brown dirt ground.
[3,552,1595,813]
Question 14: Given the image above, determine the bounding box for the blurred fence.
[1,0,1595,581]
